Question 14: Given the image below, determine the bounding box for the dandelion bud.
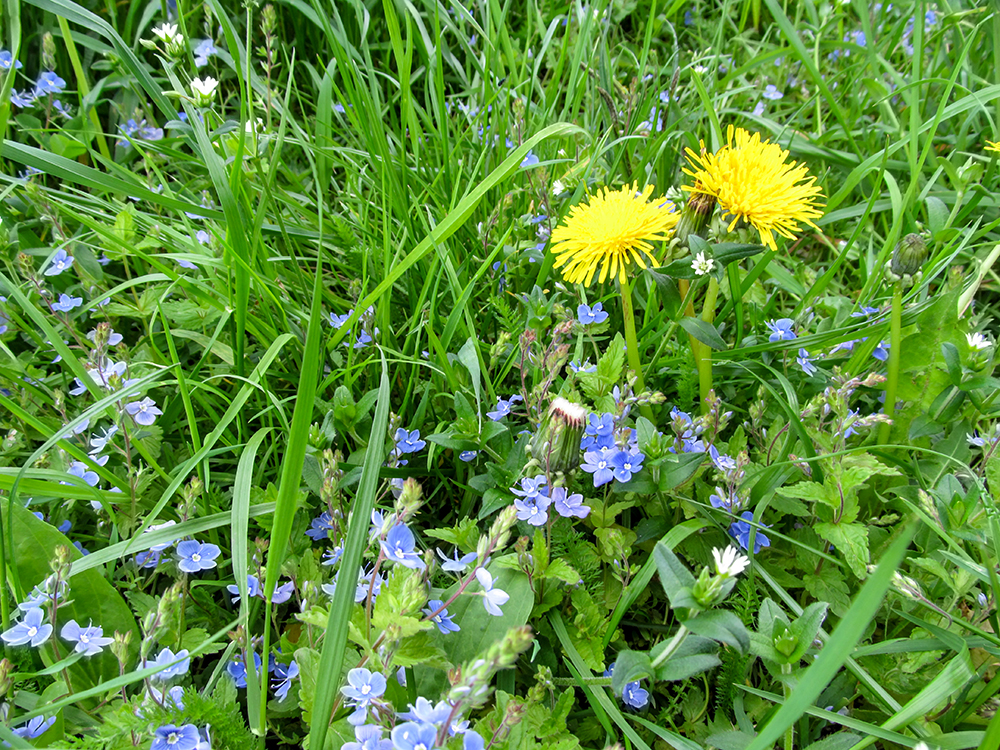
[530,397,586,472]
[674,187,718,248]
[42,32,57,72]
[887,233,927,283]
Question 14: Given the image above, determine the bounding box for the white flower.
[913,743,939,750]
[152,23,179,43]
[552,179,566,196]
[967,332,991,351]
[712,546,750,578]
[190,77,219,106]
[691,251,715,276]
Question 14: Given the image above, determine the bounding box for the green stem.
[781,663,794,750]
[621,274,654,422]
[698,276,720,412]
[650,624,689,669]
[879,283,903,444]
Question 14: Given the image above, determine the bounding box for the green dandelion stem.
[620,274,654,422]
[879,283,903,445]
[698,276,720,412]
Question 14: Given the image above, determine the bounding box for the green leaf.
[787,603,830,663]
[803,571,852,618]
[653,542,696,605]
[802,733,864,750]
[609,649,654,695]
[5,504,139,688]
[743,522,917,750]
[814,522,870,578]
[684,610,751,653]
[653,635,721,682]
[658,453,705,491]
[678,317,727,350]
[712,242,766,265]
[706,731,757,750]
[941,342,963,387]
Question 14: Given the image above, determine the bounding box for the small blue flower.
[436,548,477,572]
[35,71,67,95]
[391,722,438,750]
[610,449,644,483]
[623,680,649,708]
[872,340,890,362]
[341,667,387,725]
[762,84,783,100]
[10,89,34,107]
[306,511,335,540]
[729,512,771,554]
[271,660,299,700]
[511,474,548,500]
[424,599,460,634]
[329,310,352,329]
[581,449,615,487]
[551,487,590,519]
[44,248,74,276]
[12,715,55,739]
[1,608,53,647]
[380,524,425,569]
[569,359,597,373]
[193,38,219,67]
[175,540,221,573]
[708,445,737,473]
[581,412,616,451]
[151,724,200,750]
[577,302,609,325]
[126,396,163,426]
[520,150,539,168]
[66,460,100,486]
[227,574,262,603]
[394,428,426,454]
[514,493,551,526]
[51,293,83,312]
[851,306,880,318]
[710,486,743,513]
[487,394,522,421]
[60,619,114,656]
[765,318,796,342]
[0,50,23,70]
[343,724,393,750]
[797,348,817,376]
[829,339,859,356]
[459,450,478,461]
[147,647,190,680]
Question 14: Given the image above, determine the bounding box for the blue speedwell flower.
[147,647,191,680]
[765,318,796,342]
[51,293,83,312]
[391,722,438,750]
[423,599,460,634]
[0,50,22,70]
[610,449,644,483]
[271,660,299,700]
[1,607,53,647]
[551,487,590,518]
[126,397,163,426]
[60,619,114,656]
[475,567,510,616]
[343,724,393,750]
[151,724,200,750]
[34,71,67,95]
[514,493,551,526]
[175,540,221,573]
[436,548,477,572]
[729,511,771,553]
[487,394,522,421]
[341,667,387,725]
[577,301,609,325]
[12,716,55,740]
[380,524,426,569]
[44,248,73,276]
[394,428,426,454]
[797,348,817,375]
[581,449,615,487]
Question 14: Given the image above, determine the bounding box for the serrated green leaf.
[814,522,870,578]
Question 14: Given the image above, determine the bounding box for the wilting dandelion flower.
[683,125,824,250]
[549,182,678,286]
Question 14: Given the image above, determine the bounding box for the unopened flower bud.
[111,630,133,670]
[0,658,12,698]
[488,505,518,553]
[674,187,717,248]
[42,33,57,72]
[530,397,586,472]
[261,4,277,35]
[888,233,927,282]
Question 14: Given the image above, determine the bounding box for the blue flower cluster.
[510,474,591,523]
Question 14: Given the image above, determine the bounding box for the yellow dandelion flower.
[549,182,679,286]
[987,140,1000,154]
[683,125,825,251]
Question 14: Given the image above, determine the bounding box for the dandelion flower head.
[987,140,1000,154]
[683,125,824,251]
[549,182,679,286]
